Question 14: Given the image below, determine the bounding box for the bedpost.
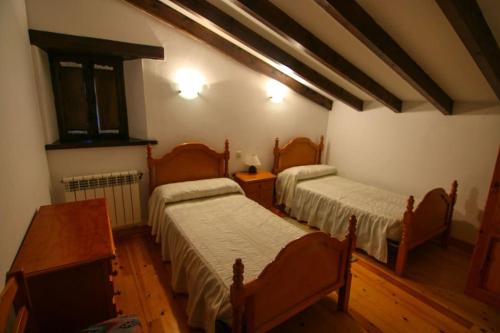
[442,180,458,248]
[230,258,245,333]
[338,215,357,312]
[396,196,414,276]
[273,137,280,174]
[224,139,230,177]
[318,135,324,164]
[147,144,154,194]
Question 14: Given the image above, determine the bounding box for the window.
[50,55,128,142]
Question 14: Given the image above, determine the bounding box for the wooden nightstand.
[234,171,277,209]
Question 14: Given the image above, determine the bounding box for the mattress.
[278,172,412,263]
[148,189,305,333]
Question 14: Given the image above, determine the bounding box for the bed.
[146,141,356,333]
[272,136,458,276]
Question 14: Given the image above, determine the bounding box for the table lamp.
[245,154,261,174]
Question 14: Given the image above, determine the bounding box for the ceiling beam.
[124,0,333,110]
[315,0,454,115]
[234,0,402,113]
[436,0,500,100]
[170,0,364,111]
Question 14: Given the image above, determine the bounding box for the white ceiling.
[207,0,500,104]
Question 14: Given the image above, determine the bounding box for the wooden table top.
[234,171,277,183]
[10,199,115,276]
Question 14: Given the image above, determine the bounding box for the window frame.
[49,53,129,142]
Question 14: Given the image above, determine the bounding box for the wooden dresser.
[234,171,276,209]
[9,199,117,333]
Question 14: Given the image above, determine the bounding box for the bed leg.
[337,275,352,312]
[230,259,245,333]
[440,228,451,249]
[442,180,458,249]
[395,246,408,276]
[338,216,357,311]
[396,196,414,276]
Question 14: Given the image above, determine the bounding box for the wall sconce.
[175,69,205,99]
[266,80,287,103]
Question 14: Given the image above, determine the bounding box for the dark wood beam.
[123,0,332,110]
[169,0,363,111]
[234,0,402,113]
[315,0,454,115]
[29,29,164,60]
[436,0,500,100]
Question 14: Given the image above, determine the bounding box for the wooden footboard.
[231,216,357,333]
[395,180,458,275]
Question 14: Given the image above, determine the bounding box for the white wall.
[0,0,52,285]
[26,0,328,212]
[326,101,500,244]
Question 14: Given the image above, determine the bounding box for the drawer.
[243,182,260,194]
[246,189,260,202]
[260,181,274,192]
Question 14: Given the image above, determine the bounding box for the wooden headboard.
[272,136,324,174]
[147,140,229,193]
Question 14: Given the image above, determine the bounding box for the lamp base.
[248,165,257,174]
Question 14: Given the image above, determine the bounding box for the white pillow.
[275,164,337,208]
[285,164,337,180]
[153,177,243,205]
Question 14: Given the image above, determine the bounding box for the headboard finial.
[224,139,230,177]
[406,195,415,213]
[318,136,324,164]
[449,180,458,204]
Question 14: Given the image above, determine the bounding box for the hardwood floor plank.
[356,258,473,328]
[113,232,500,333]
[351,266,468,333]
[358,242,500,333]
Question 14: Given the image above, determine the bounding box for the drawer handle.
[114,290,121,296]
[111,270,118,276]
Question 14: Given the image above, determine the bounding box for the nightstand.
[234,171,277,209]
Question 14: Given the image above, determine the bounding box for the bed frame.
[147,140,230,193]
[147,141,357,332]
[273,136,458,276]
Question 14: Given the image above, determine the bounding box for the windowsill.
[45,137,158,150]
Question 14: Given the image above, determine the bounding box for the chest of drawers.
[9,199,117,332]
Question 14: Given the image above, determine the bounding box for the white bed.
[146,141,356,333]
[276,165,409,263]
[272,136,457,275]
[148,179,306,332]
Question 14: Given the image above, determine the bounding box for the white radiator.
[62,170,142,228]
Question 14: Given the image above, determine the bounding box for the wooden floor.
[113,231,500,333]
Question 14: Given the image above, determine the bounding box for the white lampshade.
[245,154,261,167]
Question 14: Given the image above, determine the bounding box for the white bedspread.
[277,172,412,263]
[148,186,305,332]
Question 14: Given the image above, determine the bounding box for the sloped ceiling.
[162,0,500,109]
